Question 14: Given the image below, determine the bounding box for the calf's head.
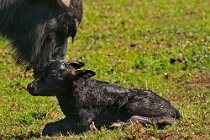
[27,60,95,96]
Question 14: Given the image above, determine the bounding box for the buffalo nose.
[27,83,36,94]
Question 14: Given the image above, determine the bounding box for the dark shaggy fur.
[27,60,182,136]
[0,0,82,77]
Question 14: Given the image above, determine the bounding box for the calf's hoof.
[109,121,126,128]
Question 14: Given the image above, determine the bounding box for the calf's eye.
[51,73,58,77]
[49,70,59,77]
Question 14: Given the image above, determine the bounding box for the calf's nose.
[27,83,36,95]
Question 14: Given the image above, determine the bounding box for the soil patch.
[186,72,210,90]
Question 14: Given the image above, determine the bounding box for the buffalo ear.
[74,70,96,78]
[57,0,71,8]
[67,60,85,69]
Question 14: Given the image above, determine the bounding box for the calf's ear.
[57,0,71,9]
[74,70,96,78]
[68,60,85,69]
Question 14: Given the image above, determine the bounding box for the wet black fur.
[27,60,182,136]
[0,0,83,77]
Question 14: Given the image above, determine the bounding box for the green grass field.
[0,0,210,139]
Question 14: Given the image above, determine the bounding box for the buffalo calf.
[27,60,182,136]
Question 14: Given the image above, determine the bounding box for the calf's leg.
[126,115,178,126]
[42,118,90,136]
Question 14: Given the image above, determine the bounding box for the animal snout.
[27,83,36,95]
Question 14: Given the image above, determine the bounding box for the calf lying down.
[27,60,181,136]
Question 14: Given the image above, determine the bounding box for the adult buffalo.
[0,0,83,77]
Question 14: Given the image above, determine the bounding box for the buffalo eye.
[49,70,59,77]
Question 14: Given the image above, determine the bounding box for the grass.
[0,0,210,139]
